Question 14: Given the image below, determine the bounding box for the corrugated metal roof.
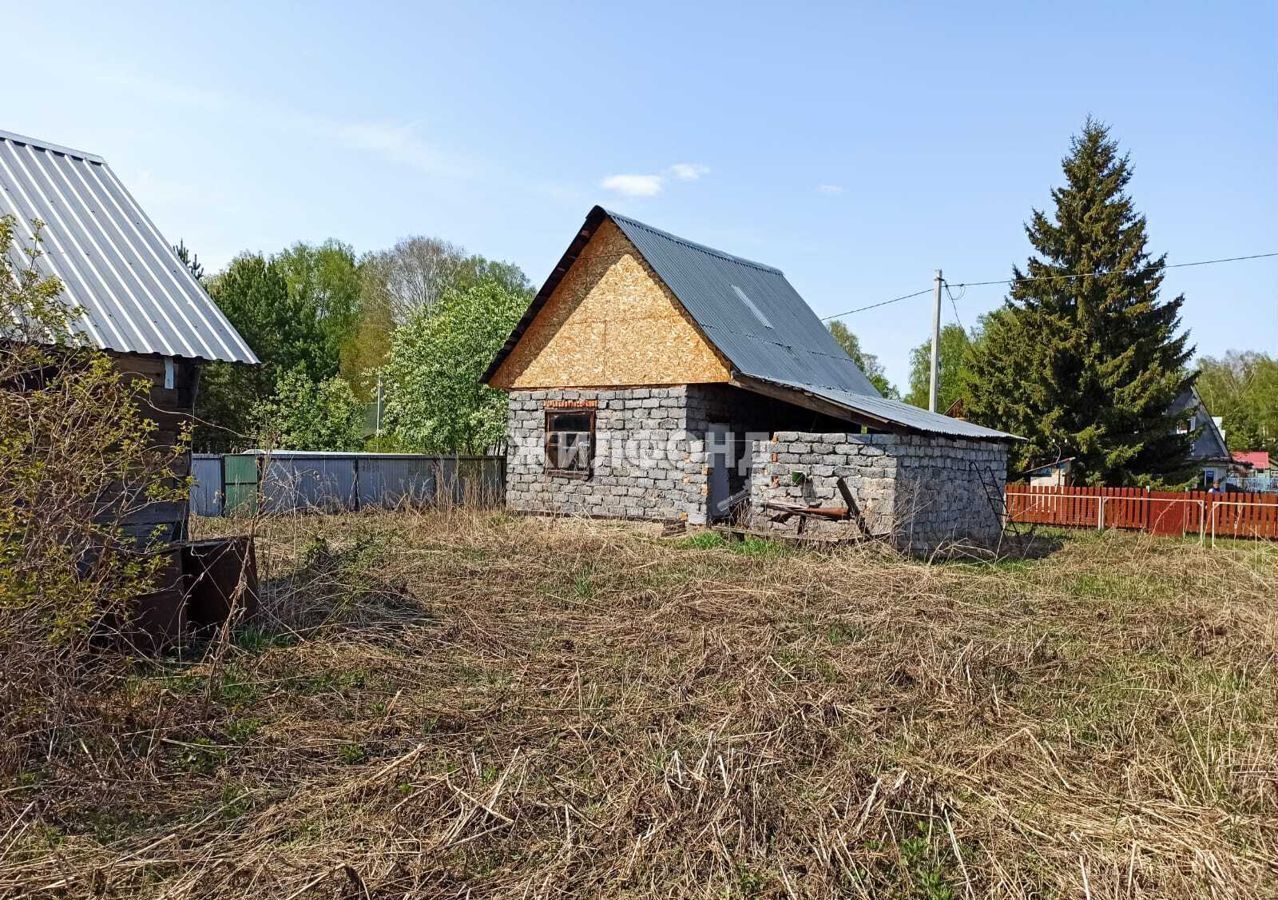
[485,206,1019,440]
[753,376,1020,440]
[0,128,257,363]
[606,210,882,397]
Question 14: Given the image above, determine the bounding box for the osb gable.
[489,219,731,389]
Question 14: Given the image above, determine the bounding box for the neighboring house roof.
[1233,450,1269,471]
[0,128,257,364]
[485,206,1018,441]
[1023,456,1076,476]
[1168,386,1230,462]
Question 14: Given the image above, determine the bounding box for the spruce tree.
[967,119,1195,485]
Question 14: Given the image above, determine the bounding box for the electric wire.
[822,251,1277,319]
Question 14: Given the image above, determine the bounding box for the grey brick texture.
[749,432,1009,553]
[505,388,1010,552]
[505,387,708,523]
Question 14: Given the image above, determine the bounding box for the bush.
[254,368,364,451]
[0,215,185,774]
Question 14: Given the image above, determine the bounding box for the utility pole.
[929,269,942,413]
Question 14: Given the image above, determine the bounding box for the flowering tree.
[382,280,528,454]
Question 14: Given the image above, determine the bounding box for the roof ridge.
[0,128,105,164]
[603,208,783,275]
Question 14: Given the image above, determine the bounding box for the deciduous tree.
[274,241,363,384]
[196,253,323,449]
[0,215,185,758]
[1195,351,1278,454]
[904,323,971,413]
[826,321,895,396]
[362,236,532,324]
[382,280,528,454]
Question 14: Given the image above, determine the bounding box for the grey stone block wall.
[505,387,708,522]
[892,435,1009,553]
[505,387,1010,549]
[750,432,1009,553]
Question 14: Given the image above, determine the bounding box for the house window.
[545,409,595,477]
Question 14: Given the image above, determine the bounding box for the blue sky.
[4,1,1274,388]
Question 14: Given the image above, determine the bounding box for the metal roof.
[751,377,1020,440]
[606,209,882,397]
[1169,385,1230,462]
[485,206,1019,440]
[0,128,257,363]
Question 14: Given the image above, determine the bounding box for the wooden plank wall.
[1005,484,1278,540]
[111,353,198,545]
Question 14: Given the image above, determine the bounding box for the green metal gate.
[223,454,259,516]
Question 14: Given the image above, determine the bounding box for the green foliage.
[899,820,958,900]
[827,321,896,396]
[254,368,364,451]
[677,531,788,557]
[338,743,368,765]
[965,120,1194,484]
[274,241,363,387]
[904,323,972,413]
[172,240,204,281]
[345,266,397,400]
[214,253,329,380]
[383,279,528,453]
[0,215,185,768]
[197,246,363,450]
[196,255,304,449]
[678,531,728,550]
[1195,351,1278,454]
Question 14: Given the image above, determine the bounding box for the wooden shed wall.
[111,353,198,545]
[489,220,731,389]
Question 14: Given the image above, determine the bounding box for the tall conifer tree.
[967,120,1195,484]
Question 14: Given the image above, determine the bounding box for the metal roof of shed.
[0,128,257,363]
[486,206,1018,440]
[748,376,1020,440]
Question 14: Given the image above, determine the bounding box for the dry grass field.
[2,511,1275,899]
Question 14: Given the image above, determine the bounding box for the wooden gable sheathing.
[488,219,731,389]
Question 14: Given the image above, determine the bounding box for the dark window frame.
[544,408,596,479]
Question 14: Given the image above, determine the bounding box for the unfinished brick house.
[484,206,1018,552]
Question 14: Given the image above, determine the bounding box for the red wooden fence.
[1004,485,1278,541]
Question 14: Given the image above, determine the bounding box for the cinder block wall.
[750,432,1009,553]
[893,435,1009,552]
[505,387,708,522]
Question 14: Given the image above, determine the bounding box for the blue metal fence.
[191,451,505,516]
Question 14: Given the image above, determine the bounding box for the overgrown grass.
[1,510,1274,899]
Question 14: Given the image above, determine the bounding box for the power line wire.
[819,288,932,320]
[821,251,1278,319]
[948,251,1278,288]
[943,281,966,332]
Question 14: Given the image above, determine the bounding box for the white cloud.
[669,162,710,181]
[817,184,845,195]
[601,162,711,197]
[601,173,665,197]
